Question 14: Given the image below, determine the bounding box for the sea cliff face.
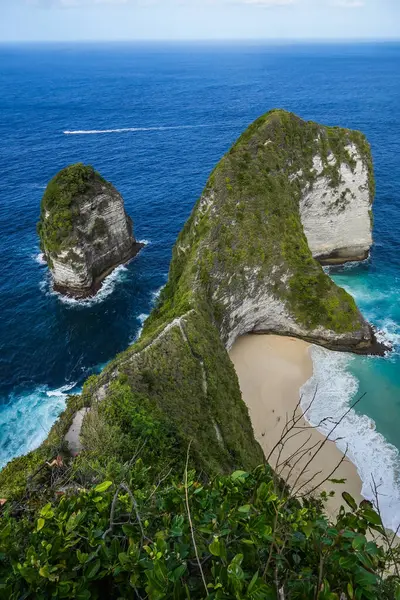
[300,144,373,264]
[38,164,142,298]
[153,109,377,354]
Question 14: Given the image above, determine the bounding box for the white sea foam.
[138,239,151,246]
[0,382,78,470]
[34,252,46,266]
[340,283,393,305]
[40,264,129,307]
[129,313,149,344]
[323,257,370,274]
[28,183,47,190]
[151,283,165,304]
[63,124,216,135]
[301,346,400,531]
[375,318,400,352]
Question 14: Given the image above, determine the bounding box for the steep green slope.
[145,109,375,350]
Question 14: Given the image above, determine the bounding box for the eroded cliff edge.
[37,164,143,298]
[148,109,378,354]
[0,110,383,496]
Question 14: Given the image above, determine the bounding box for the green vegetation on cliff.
[0,111,384,598]
[147,110,371,340]
[37,164,107,255]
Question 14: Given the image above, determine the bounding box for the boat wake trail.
[64,124,221,135]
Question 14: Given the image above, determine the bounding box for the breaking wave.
[39,265,129,307]
[0,382,78,469]
[301,346,400,531]
[34,252,46,266]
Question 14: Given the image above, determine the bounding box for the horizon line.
[1,37,400,45]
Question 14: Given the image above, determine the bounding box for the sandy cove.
[229,334,364,520]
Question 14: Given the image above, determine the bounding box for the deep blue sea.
[1,42,400,526]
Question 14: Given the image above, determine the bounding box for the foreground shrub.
[1,463,399,599]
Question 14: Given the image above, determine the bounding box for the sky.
[0,0,399,43]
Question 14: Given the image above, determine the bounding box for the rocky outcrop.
[151,109,379,355]
[37,164,143,298]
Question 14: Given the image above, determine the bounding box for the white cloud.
[234,0,296,5]
[331,0,365,7]
[26,0,297,5]
[25,0,149,6]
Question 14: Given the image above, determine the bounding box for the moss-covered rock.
[145,109,378,353]
[37,163,143,298]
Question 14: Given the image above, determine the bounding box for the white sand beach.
[229,334,364,520]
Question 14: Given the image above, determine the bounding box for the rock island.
[37,163,143,298]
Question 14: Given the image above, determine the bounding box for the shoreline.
[229,334,364,520]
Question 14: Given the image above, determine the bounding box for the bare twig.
[146,468,173,503]
[266,391,317,464]
[297,445,349,498]
[184,442,209,597]
[290,393,366,494]
[120,483,151,544]
[370,474,400,579]
[102,485,122,540]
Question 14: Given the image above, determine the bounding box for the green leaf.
[85,558,101,580]
[171,515,185,537]
[339,555,357,570]
[302,522,314,539]
[238,504,251,514]
[347,582,354,599]
[247,570,259,593]
[36,518,45,532]
[40,503,54,518]
[361,507,382,527]
[231,470,249,482]
[39,565,50,578]
[354,566,378,588]
[94,481,113,493]
[122,524,137,537]
[352,534,366,551]
[169,564,187,582]
[209,537,221,557]
[118,552,131,569]
[66,511,86,532]
[342,492,358,511]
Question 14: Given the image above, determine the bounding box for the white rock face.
[220,276,371,352]
[300,144,372,263]
[52,247,91,291]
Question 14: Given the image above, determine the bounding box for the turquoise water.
[0,41,399,526]
[302,257,400,530]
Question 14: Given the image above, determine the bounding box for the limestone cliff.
[147,109,378,354]
[37,164,143,298]
[72,112,382,468]
[300,144,374,264]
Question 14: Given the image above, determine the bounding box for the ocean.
[0,41,399,527]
